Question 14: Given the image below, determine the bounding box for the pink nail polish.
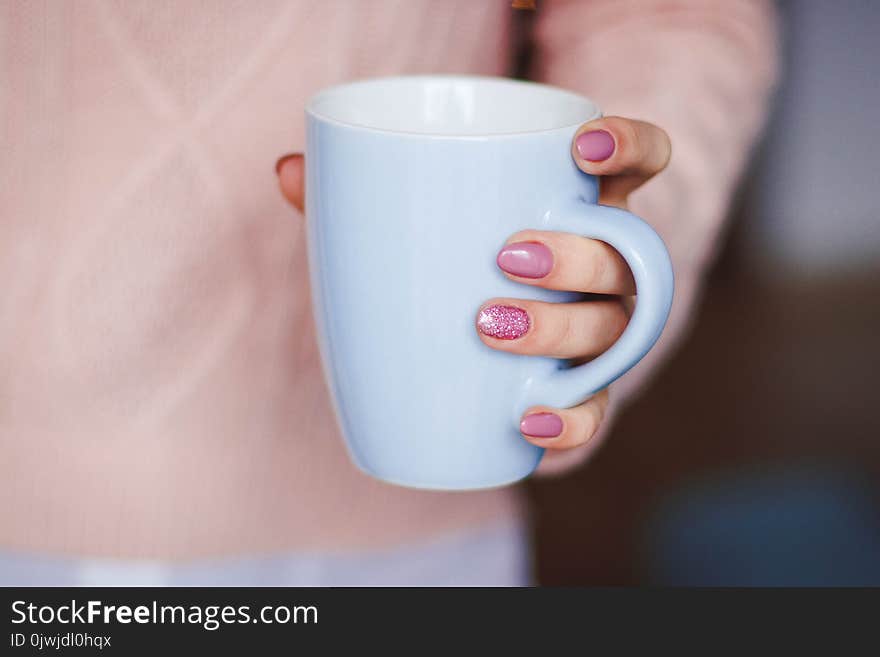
[575,130,615,161]
[477,304,529,340]
[520,412,563,438]
[497,242,553,279]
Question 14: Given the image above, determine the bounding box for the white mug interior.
[306,75,601,137]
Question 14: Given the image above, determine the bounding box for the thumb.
[276,153,305,213]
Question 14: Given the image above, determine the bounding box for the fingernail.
[575,130,615,161]
[520,412,563,438]
[497,241,553,279]
[275,153,300,175]
[477,304,530,340]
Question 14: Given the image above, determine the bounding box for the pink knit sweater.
[0,0,778,559]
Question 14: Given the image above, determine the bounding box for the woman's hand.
[276,116,670,467]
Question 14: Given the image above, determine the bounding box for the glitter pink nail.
[477,304,530,340]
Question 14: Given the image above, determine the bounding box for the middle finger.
[497,229,636,295]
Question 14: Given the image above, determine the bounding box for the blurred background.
[528,0,880,585]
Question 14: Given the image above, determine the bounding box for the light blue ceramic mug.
[305,76,673,490]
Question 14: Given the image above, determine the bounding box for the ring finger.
[475,297,628,359]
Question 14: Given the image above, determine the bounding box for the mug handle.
[515,197,674,416]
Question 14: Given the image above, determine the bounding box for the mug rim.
[305,74,602,140]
